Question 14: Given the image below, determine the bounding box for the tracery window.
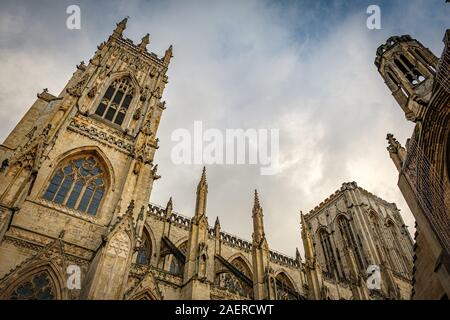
[168,241,187,276]
[43,156,105,215]
[275,272,297,300]
[337,216,365,270]
[386,221,409,275]
[137,231,152,265]
[9,272,56,300]
[95,77,134,126]
[319,229,338,276]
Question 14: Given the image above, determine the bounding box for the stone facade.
[0,19,413,300]
[376,30,450,300]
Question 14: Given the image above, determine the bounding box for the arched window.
[386,221,409,276]
[231,257,252,279]
[275,272,297,300]
[136,231,152,265]
[337,216,365,270]
[8,271,56,300]
[369,212,392,268]
[168,241,187,276]
[319,229,338,276]
[43,156,106,215]
[95,77,134,126]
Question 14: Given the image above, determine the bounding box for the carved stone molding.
[68,118,134,155]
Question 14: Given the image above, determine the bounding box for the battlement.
[147,203,299,268]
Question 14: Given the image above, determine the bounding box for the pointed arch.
[51,145,116,191]
[141,223,157,265]
[1,262,67,300]
[227,253,253,279]
[90,70,141,129]
[41,147,113,216]
[335,213,365,271]
[136,228,152,265]
[274,269,298,292]
[274,270,298,300]
[316,227,338,277]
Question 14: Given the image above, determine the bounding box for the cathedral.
[379,30,450,299]
[0,18,433,300]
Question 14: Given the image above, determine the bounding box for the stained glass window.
[95,77,134,126]
[9,272,56,300]
[137,232,152,265]
[43,156,105,215]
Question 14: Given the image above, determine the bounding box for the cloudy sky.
[0,0,448,257]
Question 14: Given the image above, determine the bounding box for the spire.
[386,133,406,172]
[214,216,221,237]
[296,247,302,262]
[197,166,207,192]
[113,17,128,37]
[165,197,173,218]
[215,216,220,228]
[194,167,208,220]
[138,33,150,51]
[163,45,173,65]
[252,189,265,243]
[253,189,261,211]
[300,211,315,262]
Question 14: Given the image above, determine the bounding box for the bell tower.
[0,18,173,299]
[375,35,438,122]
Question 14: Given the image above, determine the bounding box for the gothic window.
[275,272,297,300]
[394,54,424,86]
[414,48,436,73]
[386,221,409,275]
[369,212,392,268]
[43,156,106,215]
[168,241,187,276]
[337,216,365,270]
[231,257,252,279]
[137,231,152,265]
[319,229,338,276]
[9,272,56,300]
[95,77,134,126]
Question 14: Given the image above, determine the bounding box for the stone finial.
[163,45,173,65]
[386,133,406,172]
[165,197,173,218]
[296,247,302,262]
[386,133,402,153]
[197,166,207,191]
[253,189,261,210]
[126,199,135,215]
[113,17,128,37]
[138,33,150,51]
[214,216,220,228]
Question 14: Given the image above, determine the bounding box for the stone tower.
[0,18,172,299]
[375,35,438,122]
[182,167,212,299]
[251,190,274,300]
[377,30,450,300]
